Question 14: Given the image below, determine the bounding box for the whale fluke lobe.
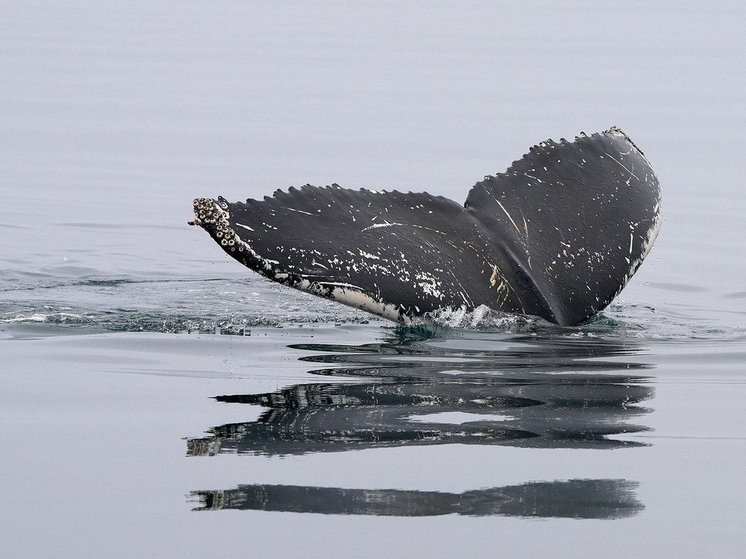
[191,128,661,326]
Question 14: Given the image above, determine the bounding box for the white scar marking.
[489,265,500,288]
[235,223,254,232]
[604,151,640,181]
[522,214,532,269]
[523,173,543,183]
[629,232,634,255]
[362,220,404,231]
[358,249,380,260]
[286,207,316,216]
[312,260,329,270]
[494,198,521,234]
[415,271,443,299]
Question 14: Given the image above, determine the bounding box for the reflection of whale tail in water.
[190,128,661,326]
[191,479,643,519]
[187,375,652,457]
[186,332,653,518]
[187,333,653,457]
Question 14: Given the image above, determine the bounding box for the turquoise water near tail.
[2,1,745,557]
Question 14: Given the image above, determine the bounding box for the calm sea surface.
[2,1,745,557]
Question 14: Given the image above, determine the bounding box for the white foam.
[415,304,538,331]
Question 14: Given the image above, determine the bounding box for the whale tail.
[190,127,661,326]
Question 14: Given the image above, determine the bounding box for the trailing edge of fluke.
[190,127,661,326]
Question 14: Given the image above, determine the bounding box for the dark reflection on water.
[188,326,654,519]
[191,479,642,519]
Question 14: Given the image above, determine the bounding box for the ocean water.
[2,1,745,557]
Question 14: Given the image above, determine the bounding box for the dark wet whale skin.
[191,128,661,326]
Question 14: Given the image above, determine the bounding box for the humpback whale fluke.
[190,127,661,326]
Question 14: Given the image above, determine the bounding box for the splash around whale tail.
[190,127,661,326]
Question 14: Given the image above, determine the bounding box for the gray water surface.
[2,1,746,557]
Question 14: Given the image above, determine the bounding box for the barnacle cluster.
[191,198,244,253]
